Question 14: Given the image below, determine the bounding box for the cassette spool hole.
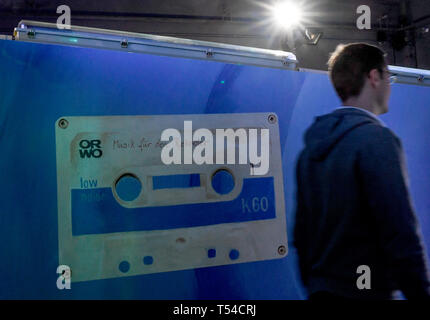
[115,174,142,202]
[211,169,235,195]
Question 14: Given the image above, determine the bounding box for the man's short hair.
[327,43,387,102]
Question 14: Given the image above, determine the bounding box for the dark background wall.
[1,0,429,70]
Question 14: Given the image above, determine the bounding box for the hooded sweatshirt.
[294,107,430,300]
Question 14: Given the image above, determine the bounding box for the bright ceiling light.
[272,1,303,29]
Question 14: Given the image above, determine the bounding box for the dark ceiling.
[0,0,406,31]
[0,0,429,70]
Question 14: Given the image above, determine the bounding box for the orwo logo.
[79,139,103,158]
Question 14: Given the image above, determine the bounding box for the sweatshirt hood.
[304,108,379,160]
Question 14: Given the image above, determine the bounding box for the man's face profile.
[378,66,391,114]
[368,64,391,115]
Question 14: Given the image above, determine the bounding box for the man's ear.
[368,69,381,88]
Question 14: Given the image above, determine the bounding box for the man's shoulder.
[353,123,402,154]
[354,122,400,144]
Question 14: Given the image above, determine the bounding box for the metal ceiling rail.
[12,20,298,70]
[299,66,430,87]
[388,66,430,87]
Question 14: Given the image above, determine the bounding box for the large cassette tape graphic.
[55,113,287,282]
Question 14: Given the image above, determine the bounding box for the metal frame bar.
[388,66,430,87]
[299,66,430,87]
[13,20,298,70]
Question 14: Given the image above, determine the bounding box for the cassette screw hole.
[115,174,142,202]
[143,256,153,265]
[268,114,277,124]
[211,169,235,195]
[229,249,240,260]
[119,261,130,273]
[278,245,286,255]
[208,249,216,259]
[58,118,68,129]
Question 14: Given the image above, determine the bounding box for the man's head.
[328,43,391,115]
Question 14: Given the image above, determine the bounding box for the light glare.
[273,2,303,28]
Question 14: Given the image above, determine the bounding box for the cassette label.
[72,177,275,235]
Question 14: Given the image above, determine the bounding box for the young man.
[294,43,430,300]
